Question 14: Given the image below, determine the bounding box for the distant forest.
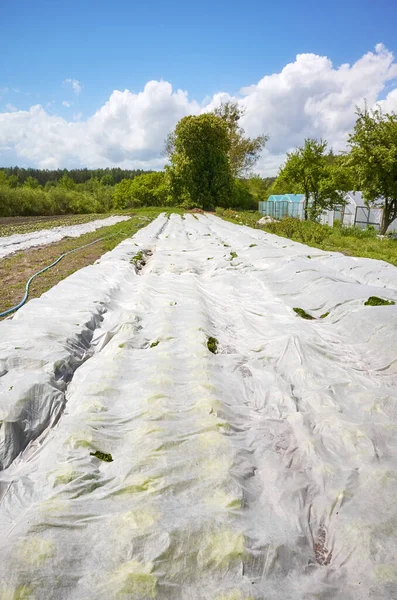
[0,167,151,186]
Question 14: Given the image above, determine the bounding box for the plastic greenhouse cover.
[1,213,397,600]
[0,215,131,259]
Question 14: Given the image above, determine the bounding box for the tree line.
[1,102,396,233]
[0,167,149,187]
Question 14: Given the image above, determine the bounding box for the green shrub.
[0,184,103,217]
[113,172,170,209]
[231,179,257,210]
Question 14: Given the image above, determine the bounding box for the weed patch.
[293,307,315,320]
[90,451,113,462]
[364,296,395,306]
[131,251,144,264]
[207,336,218,354]
[230,251,238,260]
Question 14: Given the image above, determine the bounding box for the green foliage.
[213,101,268,177]
[58,174,76,190]
[100,173,114,186]
[166,113,234,210]
[231,179,257,210]
[7,174,19,188]
[348,106,397,234]
[320,312,329,319]
[243,174,275,200]
[90,450,113,462]
[263,218,378,244]
[113,172,169,209]
[0,185,105,217]
[24,176,40,189]
[0,166,150,186]
[274,139,349,220]
[44,180,57,190]
[150,340,160,348]
[207,336,218,354]
[230,251,238,259]
[364,296,395,306]
[293,307,315,320]
[131,251,146,268]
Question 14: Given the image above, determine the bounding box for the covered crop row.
[0,214,397,599]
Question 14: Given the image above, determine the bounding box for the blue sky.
[1,0,397,172]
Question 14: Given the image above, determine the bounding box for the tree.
[213,101,268,177]
[166,113,233,210]
[275,138,348,220]
[113,172,169,209]
[348,106,397,234]
[24,176,40,189]
[101,174,114,186]
[58,174,75,190]
[7,174,19,188]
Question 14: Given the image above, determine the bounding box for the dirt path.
[1,214,397,599]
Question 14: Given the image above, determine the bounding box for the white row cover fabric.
[1,213,397,599]
[0,215,131,259]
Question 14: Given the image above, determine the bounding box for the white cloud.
[62,100,72,107]
[237,43,397,173]
[378,88,397,113]
[1,46,397,174]
[63,78,82,95]
[5,104,17,112]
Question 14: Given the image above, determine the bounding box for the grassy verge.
[0,211,135,237]
[0,207,180,319]
[215,208,397,267]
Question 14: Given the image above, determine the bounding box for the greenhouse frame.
[259,192,397,232]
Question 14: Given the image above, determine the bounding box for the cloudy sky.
[1,0,397,175]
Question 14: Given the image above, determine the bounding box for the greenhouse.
[259,191,397,232]
[259,194,305,219]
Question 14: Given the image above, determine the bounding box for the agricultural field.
[1,213,397,599]
[0,209,168,317]
[0,214,131,259]
[0,213,127,237]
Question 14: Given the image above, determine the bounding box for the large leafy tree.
[348,106,397,234]
[213,101,268,177]
[166,113,233,210]
[275,139,348,220]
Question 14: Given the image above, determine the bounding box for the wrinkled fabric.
[1,213,397,600]
[0,215,130,259]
